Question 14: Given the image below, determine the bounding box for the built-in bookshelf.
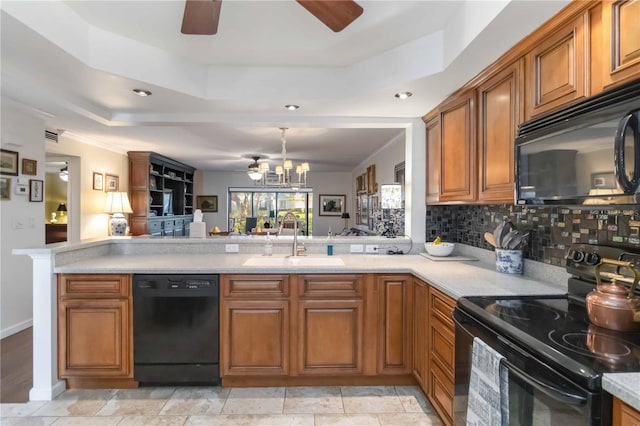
[128,151,195,236]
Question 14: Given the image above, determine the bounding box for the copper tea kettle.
[586,258,640,332]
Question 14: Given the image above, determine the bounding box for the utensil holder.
[495,249,523,274]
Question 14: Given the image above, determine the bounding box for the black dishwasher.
[133,274,219,384]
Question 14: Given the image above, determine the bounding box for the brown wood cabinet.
[525,13,589,120]
[427,286,456,426]
[297,274,365,375]
[439,90,476,203]
[613,397,640,426]
[425,114,441,204]
[476,60,523,203]
[128,151,195,236]
[376,275,413,375]
[57,274,135,389]
[598,0,640,91]
[412,277,428,393]
[220,274,291,376]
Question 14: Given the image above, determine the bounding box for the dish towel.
[466,337,509,426]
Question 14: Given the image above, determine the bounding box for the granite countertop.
[53,253,567,300]
[603,373,640,411]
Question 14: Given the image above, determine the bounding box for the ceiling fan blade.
[296,0,363,32]
[181,0,221,35]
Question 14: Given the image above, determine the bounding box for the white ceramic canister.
[495,249,523,274]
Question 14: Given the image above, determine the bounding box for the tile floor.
[0,385,443,425]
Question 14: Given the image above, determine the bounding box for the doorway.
[44,161,68,243]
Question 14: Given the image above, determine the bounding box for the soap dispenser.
[264,232,273,256]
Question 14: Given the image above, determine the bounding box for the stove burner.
[486,301,561,322]
[556,331,631,357]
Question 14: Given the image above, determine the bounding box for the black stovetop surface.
[458,294,640,378]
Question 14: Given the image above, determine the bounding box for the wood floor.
[0,327,32,403]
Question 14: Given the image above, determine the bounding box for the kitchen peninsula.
[15,236,640,425]
[14,236,563,395]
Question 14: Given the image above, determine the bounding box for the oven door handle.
[500,358,587,406]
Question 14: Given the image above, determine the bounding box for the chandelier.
[247,128,310,187]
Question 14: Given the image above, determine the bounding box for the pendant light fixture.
[248,128,310,187]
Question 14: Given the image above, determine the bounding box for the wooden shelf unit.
[128,151,195,236]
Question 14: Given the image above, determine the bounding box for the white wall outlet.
[350,244,364,253]
[14,217,25,229]
[225,244,239,253]
[365,244,379,253]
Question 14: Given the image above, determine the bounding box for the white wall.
[196,170,353,236]
[1,101,129,338]
[1,105,46,338]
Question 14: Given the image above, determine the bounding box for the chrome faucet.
[282,211,306,256]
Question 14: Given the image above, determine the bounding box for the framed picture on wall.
[22,158,37,175]
[1,149,19,176]
[29,179,43,202]
[93,172,104,191]
[105,174,118,192]
[319,194,346,216]
[0,177,11,200]
[197,195,218,212]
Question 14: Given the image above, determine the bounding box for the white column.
[28,252,65,400]
[405,119,426,251]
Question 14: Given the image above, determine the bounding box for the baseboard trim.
[1,319,33,339]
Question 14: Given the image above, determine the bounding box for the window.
[228,188,313,235]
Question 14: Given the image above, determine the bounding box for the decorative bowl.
[424,242,455,257]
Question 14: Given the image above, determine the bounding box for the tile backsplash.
[426,205,640,266]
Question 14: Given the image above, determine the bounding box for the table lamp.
[104,192,133,236]
[341,212,350,231]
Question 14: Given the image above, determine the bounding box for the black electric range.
[454,244,640,425]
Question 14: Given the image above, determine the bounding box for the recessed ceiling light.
[285,104,300,111]
[133,89,152,97]
[394,91,413,100]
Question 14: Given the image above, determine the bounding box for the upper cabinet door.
[601,0,640,89]
[439,91,476,202]
[525,14,588,120]
[425,115,441,204]
[477,60,523,203]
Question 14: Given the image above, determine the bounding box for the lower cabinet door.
[58,298,132,378]
[221,300,290,376]
[297,299,364,375]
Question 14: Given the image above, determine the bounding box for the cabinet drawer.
[430,288,455,327]
[429,359,454,425]
[429,315,455,377]
[163,219,175,230]
[298,274,363,299]
[148,220,163,234]
[58,274,130,299]
[174,219,184,228]
[222,274,290,298]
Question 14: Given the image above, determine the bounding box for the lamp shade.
[57,203,67,212]
[341,212,350,219]
[104,192,133,214]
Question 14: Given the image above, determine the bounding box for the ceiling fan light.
[248,170,263,180]
[285,104,299,111]
[59,166,69,182]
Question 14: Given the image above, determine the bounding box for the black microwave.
[515,79,640,206]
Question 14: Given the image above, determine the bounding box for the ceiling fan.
[181,0,364,35]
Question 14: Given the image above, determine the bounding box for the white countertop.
[53,253,567,300]
[603,373,640,411]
